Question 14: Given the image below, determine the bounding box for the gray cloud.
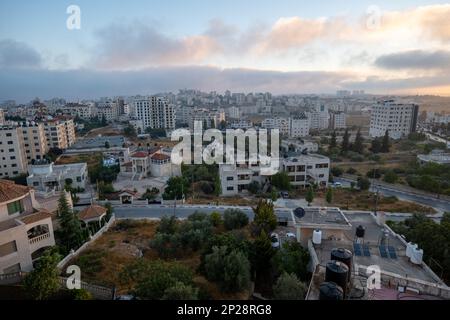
[0,39,43,69]
[375,50,450,70]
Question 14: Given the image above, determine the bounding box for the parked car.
[271,233,280,248]
[280,191,289,199]
[286,232,297,241]
[332,182,342,188]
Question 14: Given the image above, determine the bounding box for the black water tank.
[325,260,349,296]
[356,225,365,238]
[319,282,344,300]
[331,248,353,282]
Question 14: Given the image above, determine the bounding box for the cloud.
[0,39,43,69]
[92,21,221,69]
[375,50,450,70]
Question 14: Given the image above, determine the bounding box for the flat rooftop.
[294,207,352,229]
[284,153,330,163]
[313,212,439,284]
[69,135,125,150]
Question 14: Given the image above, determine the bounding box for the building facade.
[0,180,55,274]
[369,100,419,139]
[0,126,28,178]
[20,123,49,163]
[133,97,175,131]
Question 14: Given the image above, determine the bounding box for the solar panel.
[363,244,371,257]
[353,243,362,256]
[388,246,397,259]
[379,245,388,258]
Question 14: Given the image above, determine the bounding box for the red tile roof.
[78,205,107,221]
[151,153,171,161]
[20,211,53,225]
[131,151,149,158]
[0,180,31,203]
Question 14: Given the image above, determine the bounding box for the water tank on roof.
[319,282,343,301]
[410,247,424,265]
[356,225,365,238]
[406,242,418,258]
[312,229,322,245]
[325,261,349,296]
[331,248,353,282]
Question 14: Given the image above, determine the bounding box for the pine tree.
[330,131,337,149]
[341,129,350,152]
[252,199,277,233]
[381,130,391,153]
[352,129,364,154]
[57,193,84,254]
[250,231,275,274]
[305,186,315,206]
[370,137,382,153]
[326,187,333,204]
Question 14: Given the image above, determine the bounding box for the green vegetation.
[326,187,333,204]
[252,199,277,234]
[123,124,137,138]
[405,162,450,195]
[387,213,450,283]
[357,176,371,191]
[271,172,291,191]
[162,176,189,200]
[89,159,120,184]
[273,241,310,281]
[305,186,315,206]
[23,248,61,300]
[272,273,307,300]
[56,193,86,254]
[223,209,249,230]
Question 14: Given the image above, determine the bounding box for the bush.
[209,211,223,227]
[383,170,398,184]
[163,282,198,300]
[331,167,343,177]
[71,289,93,300]
[273,273,307,300]
[346,167,358,175]
[223,209,249,230]
[273,242,310,281]
[200,181,214,194]
[357,176,371,191]
[248,181,261,194]
[157,216,178,234]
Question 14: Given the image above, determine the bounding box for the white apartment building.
[188,109,226,129]
[125,148,181,180]
[44,119,76,150]
[0,126,28,178]
[227,106,241,119]
[20,123,49,163]
[97,102,120,122]
[0,180,55,274]
[329,111,347,129]
[261,117,290,136]
[62,103,96,120]
[230,120,253,130]
[220,154,330,196]
[290,116,310,138]
[133,97,175,131]
[27,162,88,193]
[308,105,329,130]
[369,100,419,140]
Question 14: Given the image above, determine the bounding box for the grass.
[56,153,103,172]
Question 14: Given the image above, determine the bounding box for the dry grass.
[56,153,102,171]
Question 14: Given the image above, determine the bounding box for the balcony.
[29,232,50,245]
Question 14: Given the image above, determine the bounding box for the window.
[0,241,18,258]
[33,181,39,187]
[3,263,21,274]
[7,200,24,215]
[226,176,234,181]
[227,186,234,191]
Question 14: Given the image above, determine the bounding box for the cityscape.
[1,0,450,308]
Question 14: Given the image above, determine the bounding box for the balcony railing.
[29,232,50,245]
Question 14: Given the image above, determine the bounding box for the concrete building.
[0,179,55,274]
[0,126,28,178]
[261,117,290,136]
[227,106,241,119]
[133,97,175,131]
[369,100,419,139]
[62,103,96,119]
[26,162,88,193]
[417,150,450,165]
[290,116,310,138]
[188,108,226,129]
[127,148,181,180]
[43,119,76,150]
[329,111,347,129]
[20,123,48,163]
[0,109,5,125]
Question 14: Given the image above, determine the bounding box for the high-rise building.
[290,116,310,138]
[0,126,28,178]
[133,97,175,131]
[329,111,347,129]
[0,109,5,125]
[44,119,76,150]
[369,100,419,139]
[20,123,49,163]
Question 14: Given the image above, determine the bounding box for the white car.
[332,182,342,188]
[286,232,297,241]
[271,233,280,248]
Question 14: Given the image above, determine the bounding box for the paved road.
[113,204,293,221]
[334,177,450,214]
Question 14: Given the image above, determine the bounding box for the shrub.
[163,282,198,300]
[273,273,307,300]
[346,167,358,175]
[331,167,343,177]
[71,289,93,300]
[223,209,249,230]
[209,211,223,227]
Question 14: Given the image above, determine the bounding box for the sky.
[1,0,450,102]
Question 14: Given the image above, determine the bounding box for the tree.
[163,282,198,300]
[326,187,333,204]
[123,124,137,138]
[213,174,221,196]
[248,181,261,194]
[357,176,371,191]
[209,211,223,227]
[271,172,291,191]
[273,242,310,281]
[305,186,314,206]
[331,167,343,177]
[223,209,249,230]
[163,176,189,200]
[370,137,382,154]
[383,170,398,184]
[330,131,337,149]
[341,129,350,152]
[273,273,307,300]
[104,141,110,149]
[252,199,277,233]
[249,231,275,274]
[381,130,391,153]
[352,129,364,154]
[23,248,61,300]
[71,289,93,300]
[57,193,85,254]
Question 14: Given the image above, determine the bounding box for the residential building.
[329,111,347,129]
[290,116,310,138]
[0,109,5,125]
[126,148,181,180]
[0,179,55,274]
[20,123,48,163]
[62,103,96,120]
[369,100,419,139]
[0,126,28,178]
[261,117,290,136]
[227,106,241,119]
[230,120,253,130]
[133,97,175,131]
[44,119,76,150]
[188,108,226,129]
[26,161,88,193]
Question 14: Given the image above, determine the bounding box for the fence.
[0,272,24,285]
[58,277,115,300]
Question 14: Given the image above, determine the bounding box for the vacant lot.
[56,153,102,171]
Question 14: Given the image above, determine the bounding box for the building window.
[227,186,234,191]
[0,241,18,258]
[7,200,24,215]
[226,176,234,181]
